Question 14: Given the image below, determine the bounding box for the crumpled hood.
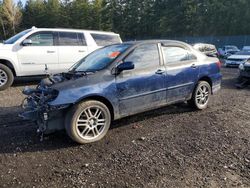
[46,71,110,91]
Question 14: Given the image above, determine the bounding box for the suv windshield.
[71,44,131,72]
[226,46,238,50]
[235,51,250,55]
[4,29,31,44]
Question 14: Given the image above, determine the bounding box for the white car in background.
[242,46,250,51]
[218,45,240,58]
[225,51,250,67]
[0,27,122,90]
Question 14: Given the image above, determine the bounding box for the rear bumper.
[211,72,222,94]
[212,82,221,94]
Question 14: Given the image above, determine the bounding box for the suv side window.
[125,44,160,69]
[162,46,196,64]
[27,32,54,46]
[91,33,121,46]
[58,32,86,46]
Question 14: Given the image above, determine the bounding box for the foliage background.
[0,0,250,41]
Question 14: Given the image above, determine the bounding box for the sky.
[14,0,26,6]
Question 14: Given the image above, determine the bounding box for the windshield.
[4,29,31,44]
[226,46,238,50]
[71,44,131,72]
[235,51,250,55]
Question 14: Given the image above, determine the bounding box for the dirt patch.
[0,68,249,188]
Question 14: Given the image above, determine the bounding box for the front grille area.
[227,58,244,61]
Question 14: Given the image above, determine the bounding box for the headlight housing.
[239,63,245,71]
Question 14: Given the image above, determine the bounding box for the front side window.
[162,46,196,64]
[58,32,86,46]
[71,44,131,72]
[27,32,54,46]
[91,33,121,46]
[125,44,160,69]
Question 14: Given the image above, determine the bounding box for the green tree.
[1,0,22,36]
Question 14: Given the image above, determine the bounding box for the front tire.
[65,100,111,144]
[0,64,14,91]
[189,81,211,110]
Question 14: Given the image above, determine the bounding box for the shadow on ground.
[0,103,194,155]
[12,76,44,87]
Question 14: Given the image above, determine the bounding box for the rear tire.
[65,100,111,144]
[189,81,211,110]
[0,64,14,91]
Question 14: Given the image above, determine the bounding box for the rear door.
[116,43,167,116]
[17,31,58,75]
[161,44,199,103]
[57,31,88,72]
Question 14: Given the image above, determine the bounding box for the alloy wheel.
[76,106,106,140]
[0,69,8,87]
[195,84,210,106]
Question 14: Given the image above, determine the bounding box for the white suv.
[0,27,122,90]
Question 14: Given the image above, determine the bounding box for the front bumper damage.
[20,86,70,137]
[236,65,250,88]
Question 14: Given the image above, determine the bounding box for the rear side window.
[162,46,196,64]
[58,32,86,46]
[125,44,160,69]
[27,32,54,46]
[91,33,121,46]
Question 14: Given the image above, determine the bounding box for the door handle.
[79,50,85,53]
[47,50,55,53]
[191,64,197,68]
[155,69,165,74]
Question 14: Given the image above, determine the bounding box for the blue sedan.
[21,40,222,144]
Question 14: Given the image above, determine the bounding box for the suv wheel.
[65,100,111,144]
[189,81,211,110]
[0,64,14,91]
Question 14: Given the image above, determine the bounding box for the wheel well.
[199,76,212,88]
[81,96,114,120]
[0,59,16,76]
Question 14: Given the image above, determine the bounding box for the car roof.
[31,27,119,35]
[122,39,191,46]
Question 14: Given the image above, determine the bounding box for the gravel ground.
[0,68,249,188]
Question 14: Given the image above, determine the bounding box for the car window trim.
[161,44,197,66]
[56,31,87,46]
[22,31,56,46]
[121,43,162,67]
[90,33,121,46]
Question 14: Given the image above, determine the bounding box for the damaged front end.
[236,63,250,89]
[20,75,71,137]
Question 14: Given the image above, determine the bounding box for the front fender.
[0,56,19,75]
[48,83,120,119]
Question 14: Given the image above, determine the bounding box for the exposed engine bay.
[20,72,88,139]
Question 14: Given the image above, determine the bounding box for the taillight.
[216,61,222,69]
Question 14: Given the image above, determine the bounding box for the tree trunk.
[0,18,6,39]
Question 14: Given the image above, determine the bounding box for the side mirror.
[22,39,33,46]
[117,61,134,72]
[111,61,135,75]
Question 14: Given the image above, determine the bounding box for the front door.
[17,31,58,76]
[161,45,199,103]
[116,43,166,117]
